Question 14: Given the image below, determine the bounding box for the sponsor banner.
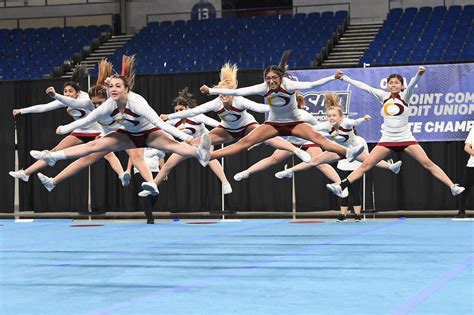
[288,63,474,143]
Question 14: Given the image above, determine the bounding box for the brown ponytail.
[296,91,305,109]
[121,55,136,91]
[172,87,197,108]
[96,59,113,86]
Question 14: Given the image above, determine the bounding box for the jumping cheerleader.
[139,87,232,197]
[232,91,341,184]
[274,93,402,179]
[9,66,127,182]
[200,50,364,163]
[326,67,464,197]
[35,58,154,192]
[29,76,212,194]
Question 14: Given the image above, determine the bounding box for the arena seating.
[360,5,474,65]
[1,4,471,80]
[0,25,110,80]
[103,11,348,74]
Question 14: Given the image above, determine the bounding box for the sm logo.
[302,91,353,121]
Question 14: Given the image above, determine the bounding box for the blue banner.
[289,63,474,143]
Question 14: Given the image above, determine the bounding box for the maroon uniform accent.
[377,141,418,152]
[332,126,352,133]
[299,143,320,151]
[383,95,409,107]
[263,86,294,97]
[175,119,200,127]
[175,119,199,135]
[116,127,160,148]
[217,122,258,139]
[264,121,304,136]
[216,105,244,114]
[70,132,101,143]
[111,107,140,117]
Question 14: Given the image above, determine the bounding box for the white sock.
[50,150,67,160]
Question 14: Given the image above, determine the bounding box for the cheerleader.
[29,76,212,194]
[35,58,154,192]
[326,67,465,198]
[456,127,474,218]
[233,91,340,183]
[126,147,166,223]
[200,50,364,163]
[9,66,121,182]
[139,87,232,197]
[162,63,310,160]
[335,144,369,222]
[274,93,402,179]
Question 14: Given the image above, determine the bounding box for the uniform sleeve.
[315,121,330,132]
[135,100,190,141]
[283,76,334,91]
[156,149,166,158]
[19,100,65,114]
[196,114,220,128]
[208,82,268,96]
[300,110,319,126]
[342,75,387,102]
[58,100,112,134]
[345,117,366,127]
[466,128,474,145]
[168,99,219,120]
[52,93,94,110]
[146,148,166,159]
[402,73,422,101]
[237,97,270,113]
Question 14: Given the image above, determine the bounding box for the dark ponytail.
[264,49,292,79]
[64,64,87,92]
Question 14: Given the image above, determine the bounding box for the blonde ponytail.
[216,62,238,89]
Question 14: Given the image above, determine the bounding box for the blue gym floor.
[1,218,473,315]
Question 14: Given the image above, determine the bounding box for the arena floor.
[1,218,473,314]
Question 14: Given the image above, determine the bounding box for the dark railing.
[146,3,351,24]
[0,0,116,8]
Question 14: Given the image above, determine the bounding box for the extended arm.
[237,97,270,113]
[57,100,111,134]
[167,99,219,120]
[341,75,387,101]
[136,102,190,141]
[403,67,424,100]
[52,93,94,110]
[207,82,267,96]
[196,114,220,128]
[283,76,335,91]
[17,100,64,114]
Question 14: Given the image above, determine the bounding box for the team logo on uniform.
[302,91,352,121]
[267,94,291,107]
[219,112,241,122]
[383,101,405,116]
[67,108,86,118]
[179,127,196,135]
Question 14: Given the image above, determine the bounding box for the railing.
[0,13,113,29]
[146,3,351,24]
[0,0,116,8]
[388,0,449,10]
